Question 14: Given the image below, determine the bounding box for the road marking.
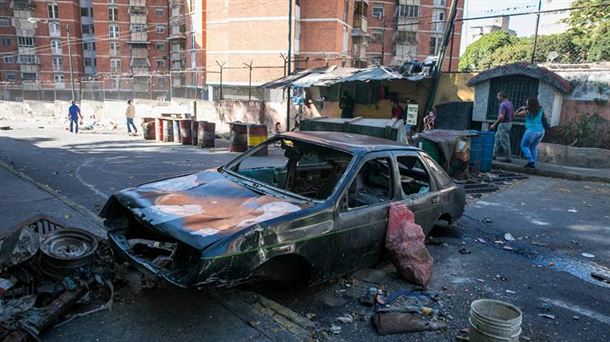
[540,297,610,325]
[76,158,110,199]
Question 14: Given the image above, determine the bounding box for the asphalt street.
[1,122,609,341]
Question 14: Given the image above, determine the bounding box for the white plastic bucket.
[469,299,522,342]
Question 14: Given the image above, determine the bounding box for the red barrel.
[163,119,173,142]
[179,120,192,145]
[247,124,268,156]
[191,119,199,146]
[142,121,155,140]
[229,122,248,152]
[155,118,163,141]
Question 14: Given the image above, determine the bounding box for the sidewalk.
[0,162,106,238]
[493,158,610,183]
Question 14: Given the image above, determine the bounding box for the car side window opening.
[347,158,392,209]
[396,155,431,197]
[230,138,353,200]
[422,155,453,188]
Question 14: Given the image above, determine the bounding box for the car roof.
[279,131,420,153]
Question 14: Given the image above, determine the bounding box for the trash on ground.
[505,290,516,294]
[581,253,595,258]
[373,311,447,335]
[475,238,486,244]
[567,209,578,213]
[482,218,493,223]
[385,203,434,287]
[538,313,556,320]
[504,233,515,241]
[469,299,522,342]
[336,315,353,324]
[540,302,552,311]
[503,246,514,251]
[330,324,342,334]
[459,247,471,254]
[591,272,610,283]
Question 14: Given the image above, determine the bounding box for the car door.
[332,153,396,275]
[394,151,442,234]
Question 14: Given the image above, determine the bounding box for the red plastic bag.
[385,202,434,286]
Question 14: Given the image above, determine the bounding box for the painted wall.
[433,73,476,105]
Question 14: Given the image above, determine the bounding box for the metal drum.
[155,118,163,141]
[229,122,248,152]
[179,120,192,145]
[198,121,216,148]
[142,121,155,140]
[163,119,173,142]
[247,124,268,156]
[172,120,181,143]
[191,120,199,146]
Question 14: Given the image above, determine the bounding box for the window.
[83,41,95,51]
[371,29,383,42]
[131,24,146,33]
[423,155,453,189]
[109,25,119,38]
[372,5,384,18]
[110,58,121,73]
[50,22,61,36]
[190,33,196,49]
[343,0,349,22]
[155,8,164,16]
[52,57,63,71]
[51,40,61,54]
[5,72,17,82]
[48,4,59,19]
[18,55,37,64]
[84,58,95,67]
[132,58,148,67]
[3,55,15,63]
[17,37,34,47]
[230,138,353,200]
[191,51,196,68]
[1,37,10,47]
[429,36,441,55]
[81,24,94,35]
[396,156,431,197]
[156,59,165,68]
[54,74,65,83]
[0,18,9,27]
[342,27,348,54]
[110,41,120,55]
[155,42,165,50]
[109,7,118,21]
[434,9,445,32]
[156,25,165,33]
[81,7,92,17]
[22,73,38,81]
[398,5,419,18]
[347,158,392,208]
[486,75,539,120]
[397,31,417,44]
[131,7,146,15]
[108,0,118,4]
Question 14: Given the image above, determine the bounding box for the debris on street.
[373,311,447,335]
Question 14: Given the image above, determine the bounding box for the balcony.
[10,0,35,10]
[127,32,149,44]
[130,14,147,25]
[353,15,367,33]
[129,0,146,7]
[17,54,39,65]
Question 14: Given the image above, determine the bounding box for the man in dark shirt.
[339,91,354,118]
[490,92,514,162]
[68,101,82,134]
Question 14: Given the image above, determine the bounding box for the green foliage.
[562,0,610,62]
[458,31,518,71]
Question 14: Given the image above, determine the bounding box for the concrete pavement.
[493,158,610,183]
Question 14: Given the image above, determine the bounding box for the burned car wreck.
[101,131,465,288]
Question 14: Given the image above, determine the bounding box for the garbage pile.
[0,216,117,340]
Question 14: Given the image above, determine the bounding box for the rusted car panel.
[102,131,465,288]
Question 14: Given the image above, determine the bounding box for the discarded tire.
[469,299,522,342]
[39,228,98,277]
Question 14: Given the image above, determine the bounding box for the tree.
[534,33,584,63]
[458,31,518,71]
[563,0,610,62]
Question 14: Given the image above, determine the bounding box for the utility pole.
[380,16,386,66]
[244,61,253,101]
[66,24,75,100]
[531,0,542,63]
[286,0,293,132]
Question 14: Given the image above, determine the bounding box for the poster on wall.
[406,103,419,125]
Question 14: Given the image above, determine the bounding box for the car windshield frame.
[220,135,357,203]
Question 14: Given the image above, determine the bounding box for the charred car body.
[102,131,465,288]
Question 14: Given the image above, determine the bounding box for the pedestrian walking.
[390,100,404,120]
[490,92,514,163]
[514,96,545,168]
[68,101,82,134]
[339,91,354,119]
[125,100,138,135]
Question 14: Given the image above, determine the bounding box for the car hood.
[107,170,308,250]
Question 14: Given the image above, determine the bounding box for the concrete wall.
[472,80,490,122]
[0,99,290,134]
[434,73,476,106]
[537,142,610,169]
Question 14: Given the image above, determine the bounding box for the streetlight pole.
[66,24,75,100]
[531,0,542,63]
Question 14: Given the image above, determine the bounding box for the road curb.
[0,160,105,228]
[492,162,610,183]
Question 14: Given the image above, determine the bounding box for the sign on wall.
[406,103,419,125]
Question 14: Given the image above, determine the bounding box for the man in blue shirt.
[68,101,82,134]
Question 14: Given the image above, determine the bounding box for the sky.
[460,0,573,54]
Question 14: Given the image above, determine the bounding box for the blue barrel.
[479,131,496,172]
[469,134,482,169]
[172,120,181,143]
